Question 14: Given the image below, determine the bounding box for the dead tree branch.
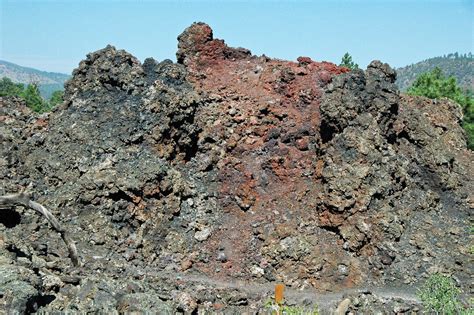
[0,193,79,266]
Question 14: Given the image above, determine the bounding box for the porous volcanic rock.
[0,23,472,313]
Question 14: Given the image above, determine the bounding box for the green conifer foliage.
[408,67,474,150]
[339,52,359,70]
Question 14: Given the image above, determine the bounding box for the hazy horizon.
[1,0,473,74]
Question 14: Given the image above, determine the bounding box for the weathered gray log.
[0,193,79,266]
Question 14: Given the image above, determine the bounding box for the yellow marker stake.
[275,283,285,310]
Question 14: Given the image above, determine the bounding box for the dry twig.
[0,193,79,266]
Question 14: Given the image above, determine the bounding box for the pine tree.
[0,77,24,97]
[49,90,64,108]
[21,83,48,112]
[339,52,359,70]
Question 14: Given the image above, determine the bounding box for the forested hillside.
[0,60,70,98]
[396,53,473,91]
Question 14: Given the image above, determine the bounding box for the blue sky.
[1,0,473,74]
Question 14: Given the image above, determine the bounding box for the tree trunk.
[0,193,79,266]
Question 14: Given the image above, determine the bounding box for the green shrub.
[418,273,464,314]
[264,298,319,315]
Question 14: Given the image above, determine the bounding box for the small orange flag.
[275,283,285,305]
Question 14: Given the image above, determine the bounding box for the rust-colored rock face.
[176,23,359,289]
[0,23,472,313]
[177,22,252,67]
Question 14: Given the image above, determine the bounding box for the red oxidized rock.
[176,22,213,65]
[177,22,251,68]
[297,56,313,66]
[180,23,354,285]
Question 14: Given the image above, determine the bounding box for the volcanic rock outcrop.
[0,23,472,313]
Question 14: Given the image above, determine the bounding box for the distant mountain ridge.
[0,60,70,99]
[396,53,473,91]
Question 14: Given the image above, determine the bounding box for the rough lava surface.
[0,23,472,314]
